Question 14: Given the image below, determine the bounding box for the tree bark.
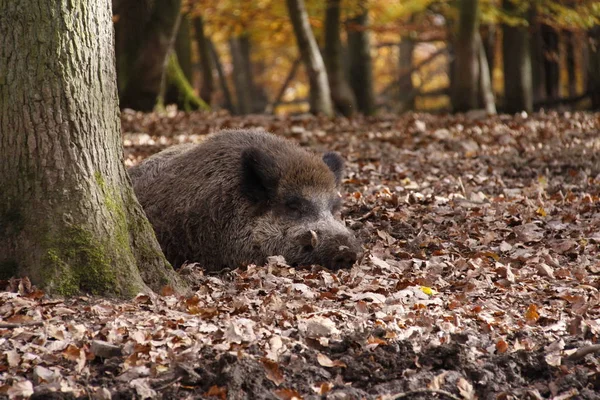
[451,0,480,112]
[0,0,186,296]
[324,0,357,116]
[502,0,533,113]
[347,1,376,115]
[118,0,182,111]
[193,16,215,105]
[286,0,333,116]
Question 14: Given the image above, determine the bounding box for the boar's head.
[240,146,360,270]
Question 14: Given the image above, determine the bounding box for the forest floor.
[2,110,600,399]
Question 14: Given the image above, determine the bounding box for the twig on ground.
[0,321,44,329]
[565,344,600,362]
[389,388,462,400]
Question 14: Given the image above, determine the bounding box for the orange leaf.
[525,304,540,324]
[273,388,303,400]
[496,339,509,353]
[205,385,227,399]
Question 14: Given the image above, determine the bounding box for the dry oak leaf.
[261,358,285,386]
[316,353,346,368]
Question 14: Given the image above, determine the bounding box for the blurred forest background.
[112,0,600,116]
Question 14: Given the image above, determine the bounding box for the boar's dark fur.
[128,129,360,271]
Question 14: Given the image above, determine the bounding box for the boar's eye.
[283,196,317,218]
[285,198,303,212]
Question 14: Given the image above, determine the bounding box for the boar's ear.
[322,152,344,185]
[241,147,280,203]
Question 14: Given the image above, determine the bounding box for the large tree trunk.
[0,0,186,296]
[286,0,333,116]
[347,1,376,115]
[502,0,533,113]
[451,0,480,112]
[324,0,357,117]
[193,16,215,105]
[118,0,182,111]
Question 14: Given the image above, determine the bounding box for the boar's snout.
[296,228,360,270]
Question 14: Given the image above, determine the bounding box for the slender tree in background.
[0,0,186,296]
[478,35,497,114]
[210,41,237,113]
[286,0,333,116]
[175,14,193,83]
[502,0,533,113]
[451,0,480,112]
[565,30,577,97]
[193,16,215,105]
[324,0,357,116]
[398,35,415,111]
[347,1,376,115]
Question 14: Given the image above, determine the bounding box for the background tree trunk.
[0,0,185,296]
[118,0,183,111]
[502,0,533,113]
[565,30,577,97]
[589,27,600,109]
[229,36,253,115]
[451,0,480,112]
[174,14,193,83]
[347,1,376,115]
[542,24,560,100]
[193,16,214,105]
[286,0,333,116]
[477,33,496,114]
[324,0,357,117]
[530,12,547,103]
[481,24,496,74]
[398,36,415,111]
[209,41,237,113]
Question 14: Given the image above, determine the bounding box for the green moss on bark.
[165,53,209,111]
[43,226,119,296]
[95,171,181,293]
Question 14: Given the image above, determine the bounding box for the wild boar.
[128,129,360,271]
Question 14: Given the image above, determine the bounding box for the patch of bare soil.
[1,110,600,399]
